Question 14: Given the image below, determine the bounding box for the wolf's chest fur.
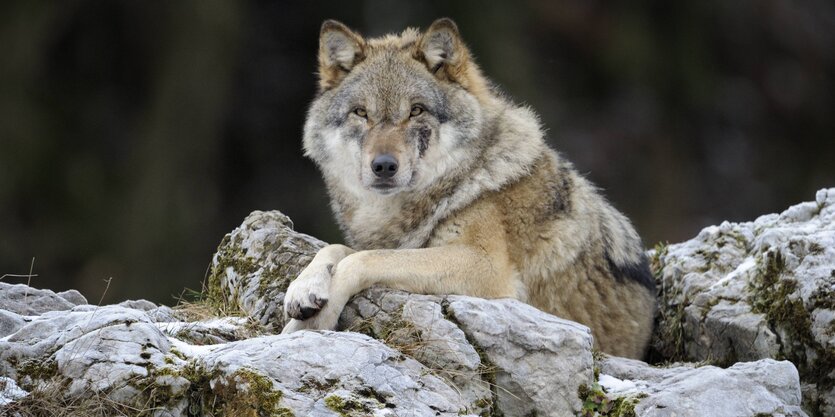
[330,170,461,250]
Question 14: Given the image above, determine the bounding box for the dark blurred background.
[1,1,833,305]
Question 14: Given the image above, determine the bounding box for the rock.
[0,280,598,416]
[156,316,257,345]
[0,282,81,315]
[599,356,808,417]
[0,306,167,386]
[0,310,25,338]
[651,188,835,416]
[202,331,475,417]
[56,289,87,305]
[2,192,830,416]
[207,210,326,330]
[446,297,594,416]
[55,321,179,399]
[340,287,595,416]
[340,289,492,415]
[119,299,159,311]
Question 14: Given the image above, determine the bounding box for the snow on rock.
[0,376,27,406]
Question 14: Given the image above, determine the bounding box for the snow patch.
[0,376,28,406]
[598,374,637,395]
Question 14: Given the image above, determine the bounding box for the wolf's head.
[303,18,492,196]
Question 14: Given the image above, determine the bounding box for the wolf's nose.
[371,154,398,178]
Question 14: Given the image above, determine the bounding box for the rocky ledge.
[1,188,832,417]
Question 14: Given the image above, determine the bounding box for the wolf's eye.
[352,107,367,118]
[410,105,425,118]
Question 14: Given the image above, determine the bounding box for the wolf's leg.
[283,244,355,321]
[282,244,516,333]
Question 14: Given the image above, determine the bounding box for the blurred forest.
[1,1,833,304]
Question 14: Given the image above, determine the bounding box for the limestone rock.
[202,331,475,417]
[446,296,594,416]
[651,188,835,415]
[339,287,597,416]
[207,210,326,330]
[0,282,86,315]
[340,289,492,415]
[0,280,599,416]
[0,310,25,338]
[599,356,808,417]
[56,289,87,306]
[2,194,829,416]
[0,305,183,402]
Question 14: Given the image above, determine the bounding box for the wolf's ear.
[318,20,365,90]
[417,18,469,80]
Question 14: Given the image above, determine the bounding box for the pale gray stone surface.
[0,310,25,338]
[340,287,596,416]
[202,331,474,417]
[600,356,808,417]
[0,281,598,416]
[340,288,492,415]
[56,289,88,306]
[447,297,594,417]
[651,188,835,415]
[0,282,83,315]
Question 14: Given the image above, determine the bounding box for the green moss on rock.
[324,393,377,417]
[205,234,255,314]
[132,362,293,417]
[649,245,688,362]
[16,357,59,390]
[748,250,833,417]
[578,382,641,417]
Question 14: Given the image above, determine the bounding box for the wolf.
[282,18,656,358]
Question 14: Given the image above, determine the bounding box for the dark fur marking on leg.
[605,252,656,291]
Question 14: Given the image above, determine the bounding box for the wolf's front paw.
[283,262,333,320]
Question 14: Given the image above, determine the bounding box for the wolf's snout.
[371,154,398,178]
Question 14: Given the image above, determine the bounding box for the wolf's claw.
[298,305,320,320]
